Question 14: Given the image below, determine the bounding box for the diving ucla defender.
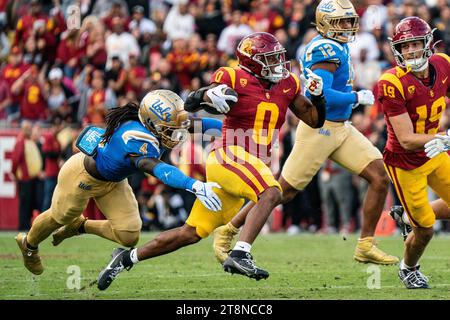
[213,0,399,266]
[15,90,223,275]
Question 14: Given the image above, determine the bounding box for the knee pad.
[113,230,140,247]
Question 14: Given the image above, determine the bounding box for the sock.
[233,241,252,253]
[130,248,140,264]
[400,259,418,270]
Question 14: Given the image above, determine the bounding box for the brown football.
[203,86,238,115]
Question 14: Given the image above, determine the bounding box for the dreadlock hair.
[102,102,140,143]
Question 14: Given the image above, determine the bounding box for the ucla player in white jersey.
[15,90,223,275]
[213,0,399,265]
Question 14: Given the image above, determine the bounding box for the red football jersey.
[378,53,450,170]
[210,66,300,163]
[1,63,30,104]
[20,81,48,120]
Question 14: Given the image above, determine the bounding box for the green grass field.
[1,231,450,300]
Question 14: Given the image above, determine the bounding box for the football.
[203,86,238,115]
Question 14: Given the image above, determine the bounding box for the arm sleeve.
[310,94,326,128]
[184,87,208,113]
[153,162,196,191]
[201,118,222,133]
[313,68,358,107]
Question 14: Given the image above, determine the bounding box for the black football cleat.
[97,248,132,291]
[398,265,430,289]
[389,205,412,241]
[223,250,269,281]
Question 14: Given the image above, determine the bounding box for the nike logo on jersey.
[283,88,291,93]
[443,77,448,84]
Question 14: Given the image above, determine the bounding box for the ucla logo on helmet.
[319,1,336,13]
[149,99,172,122]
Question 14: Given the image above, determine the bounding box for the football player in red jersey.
[377,17,450,289]
[96,32,326,288]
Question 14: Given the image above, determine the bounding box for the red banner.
[0,129,20,230]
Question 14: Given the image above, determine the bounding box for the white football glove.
[188,180,222,212]
[300,68,323,96]
[424,131,450,158]
[202,84,238,114]
[353,89,375,108]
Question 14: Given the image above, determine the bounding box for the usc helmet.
[389,17,434,72]
[315,0,359,43]
[139,90,190,149]
[236,32,290,83]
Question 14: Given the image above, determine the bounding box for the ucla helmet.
[139,90,190,149]
[315,0,359,43]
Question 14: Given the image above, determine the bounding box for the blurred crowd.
[1,0,449,233]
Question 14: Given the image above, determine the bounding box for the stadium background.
[0,0,449,235]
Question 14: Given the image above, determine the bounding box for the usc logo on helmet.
[236,32,290,83]
[240,39,253,56]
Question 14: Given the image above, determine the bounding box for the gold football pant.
[282,120,382,190]
[28,153,141,246]
[186,146,281,238]
[385,153,450,228]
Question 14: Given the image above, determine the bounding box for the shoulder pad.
[304,39,345,66]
